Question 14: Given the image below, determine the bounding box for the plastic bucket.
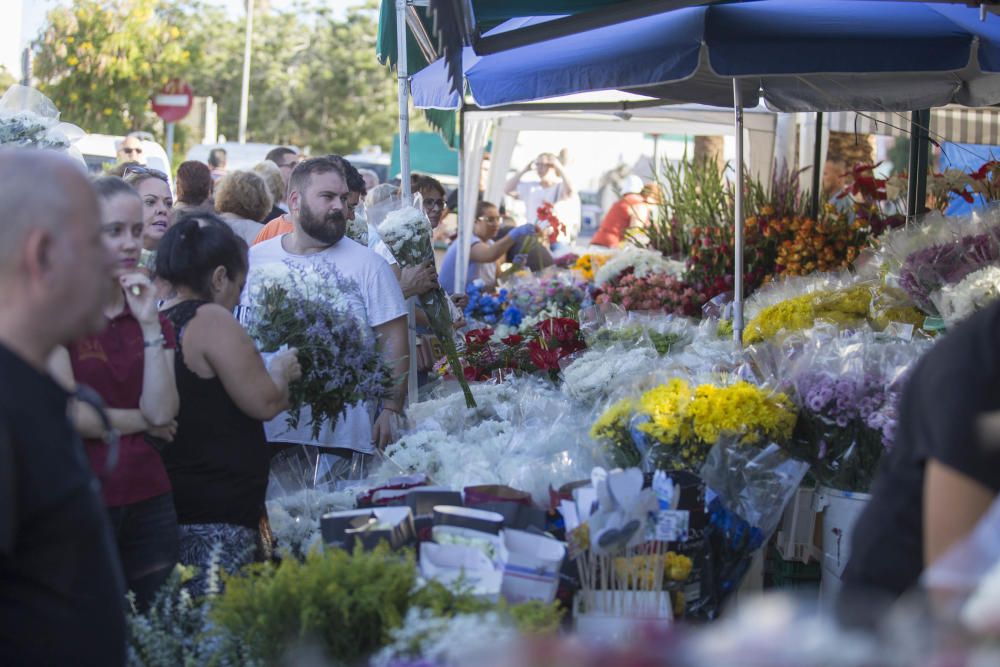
[814,486,871,603]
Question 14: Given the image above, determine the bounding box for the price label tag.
[656,509,690,542]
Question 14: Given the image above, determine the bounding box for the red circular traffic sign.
[151,79,193,123]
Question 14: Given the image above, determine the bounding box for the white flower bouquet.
[244,260,393,439]
[930,264,1000,326]
[379,204,476,407]
[594,246,686,286]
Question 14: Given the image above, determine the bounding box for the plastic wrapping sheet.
[578,303,698,356]
[560,345,662,406]
[755,328,933,493]
[379,376,607,505]
[878,208,1000,314]
[0,85,79,151]
[741,273,876,345]
[265,449,368,557]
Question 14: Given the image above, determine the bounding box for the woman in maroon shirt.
[49,176,180,609]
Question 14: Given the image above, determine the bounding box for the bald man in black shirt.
[0,150,126,665]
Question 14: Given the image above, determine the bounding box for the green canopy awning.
[390,131,459,180]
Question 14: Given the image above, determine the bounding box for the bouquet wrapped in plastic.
[741,273,874,345]
[879,209,1000,314]
[504,268,593,321]
[593,246,686,287]
[378,202,476,408]
[590,375,797,475]
[778,330,932,493]
[244,260,394,439]
[0,85,79,151]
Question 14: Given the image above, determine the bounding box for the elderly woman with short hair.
[252,161,287,223]
[214,170,273,244]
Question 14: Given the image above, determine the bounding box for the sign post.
[152,79,194,165]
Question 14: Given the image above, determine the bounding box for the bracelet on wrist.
[143,335,166,349]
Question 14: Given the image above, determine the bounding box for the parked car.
[76,133,173,189]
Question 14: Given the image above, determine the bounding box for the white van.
[76,133,173,190]
[185,142,297,172]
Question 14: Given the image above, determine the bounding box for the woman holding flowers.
[156,214,301,590]
[48,176,180,610]
[438,201,536,294]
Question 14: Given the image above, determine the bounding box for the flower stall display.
[244,261,394,439]
[380,204,476,407]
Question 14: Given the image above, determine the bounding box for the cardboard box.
[419,542,502,601]
[406,488,463,517]
[320,507,415,551]
[499,528,566,604]
[432,505,505,535]
[431,525,504,565]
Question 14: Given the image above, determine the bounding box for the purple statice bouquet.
[507,271,592,319]
[898,232,999,313]
[789,372,899,492]
[245,260,394,439]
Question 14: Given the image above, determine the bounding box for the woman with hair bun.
[156,213,301,590]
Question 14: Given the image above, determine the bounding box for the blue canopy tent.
[412,0,1000,343]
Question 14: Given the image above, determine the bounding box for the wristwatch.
[143,335,166,349]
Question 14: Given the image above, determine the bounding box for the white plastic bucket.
[814,486,871,604]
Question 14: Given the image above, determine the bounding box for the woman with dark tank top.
[155,213,300,591]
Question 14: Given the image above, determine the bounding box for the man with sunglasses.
[115,133,146,165]
[0,150,126,665]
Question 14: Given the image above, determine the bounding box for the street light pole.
[238,0,255,144]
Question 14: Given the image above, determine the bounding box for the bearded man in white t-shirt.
[244,157,409,474]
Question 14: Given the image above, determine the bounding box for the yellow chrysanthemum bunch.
[573,253,610,282]
[613,551,694,588]
[590,397,635,443]
[636,379,693,444]
[743,286,871,344]
[686,382,796,446]
[592,380,796,471]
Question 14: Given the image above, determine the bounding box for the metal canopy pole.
[396,0,417,406]
[810,111,823,219]
[906,108,930,221]
[733,79,745,347]
[396,0,412,201]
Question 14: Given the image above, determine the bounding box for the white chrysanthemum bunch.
[594,247,686,286]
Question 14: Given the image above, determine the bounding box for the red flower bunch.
[596,269,703,317]
[537,201,566,246]
[449,317,586,382]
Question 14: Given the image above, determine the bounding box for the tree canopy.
[32,0,402,155]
